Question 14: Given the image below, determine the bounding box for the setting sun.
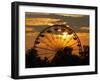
[62,32,68,39]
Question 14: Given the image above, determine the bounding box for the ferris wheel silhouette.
[34,24,83,60]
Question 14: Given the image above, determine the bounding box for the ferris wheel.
[34,24,83,61]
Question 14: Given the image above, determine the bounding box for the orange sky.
[25,12,89,60]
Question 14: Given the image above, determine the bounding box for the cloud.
[56,14,84,17]
[25,18,61,26]
[25,27,37,33]
[26,27,33,31]
[80,27,89,31]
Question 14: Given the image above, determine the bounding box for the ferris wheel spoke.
[38,53,55,55]
[60,37,67,47]
[72,50,79,53]
[56,35,61,48]
[44,34,57,48]
[35,47,55,51]
[51,34,59,47]
[58,29,66,48]
[54,35,60,48]
[47,54,54,59]
[72,49,80,52]
[59,38,65,48]
[54,28,63,48]
[64,35,74,46]
[35,43,54,50]
[69,42,77,47]
[59,35,65,48]
[37,49,56,54]
[50,28,59,47]
[62,34,73,47]
[40,39,55,49]
[73,48,79,50]
[37,52,56,56]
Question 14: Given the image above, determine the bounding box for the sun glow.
[62,32,68,39]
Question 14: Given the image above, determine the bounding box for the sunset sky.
[25,12,89,60]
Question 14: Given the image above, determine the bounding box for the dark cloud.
[25,12,89,33]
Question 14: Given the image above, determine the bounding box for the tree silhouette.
[51,47,80,66]
[41,57,50,67]
[25,45,89,68]
[26,48,38,67]
[80,45,89,65]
